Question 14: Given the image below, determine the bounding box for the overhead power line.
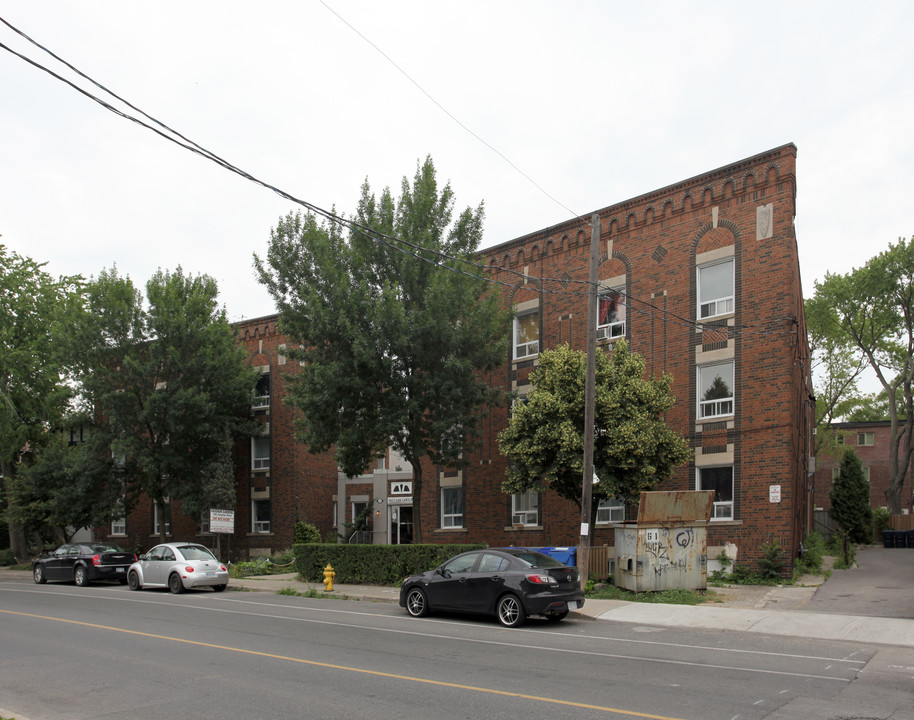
[0,16,798,340]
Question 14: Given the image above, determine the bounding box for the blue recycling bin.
[906,530,914,548]
[895,530,908,548]
[883,530,895,548]
[541,546,578,565]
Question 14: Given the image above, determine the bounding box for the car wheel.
[212,584,227,592]
[496,593,526,628]
[74,565,90,587]
[127,571,141,591]
[168,573,185,594]
[545,610,569,623]
[405,587,429,617]
[33,565,46,584]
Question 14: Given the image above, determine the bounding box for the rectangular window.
[512,490,539,526]
[597,287,626,340]
[698,362,734,419]
[441,487,465,528]
[698,467,733,520]
[836,434,845,445]
[252,373,270,409]
[252,499,271,533]
[832,467,841,481]
[252,436,270,471]
[596,498,625,524]
[153,502,172,536]
[857,432,874,446]
[110,517,126,536]
[514,310,539,360]
[698,259,734,319]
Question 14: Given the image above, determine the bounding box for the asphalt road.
[0,572,905,720]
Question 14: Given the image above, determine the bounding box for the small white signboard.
[769,485,782,503]
[210,508,235,534]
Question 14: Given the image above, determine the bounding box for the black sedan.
[33,542,137,586]
[399,548,585,627]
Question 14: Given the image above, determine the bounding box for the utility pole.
[577,213,600,588]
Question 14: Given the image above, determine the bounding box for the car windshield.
[178,545,216,561]
[87,543,123,553]
[505,550,565,568]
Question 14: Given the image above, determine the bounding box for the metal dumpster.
[615,491,713,592]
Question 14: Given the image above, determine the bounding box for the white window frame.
[153,501,172,536]
[698,362,734,419]
[252,372,270,409]
[110,517,126,536]
[512,490,539,526]
[857,432,874,447]
[697,466,734,521]
[596,498,625,524]
[513,309,540,360]
[441,487,464,528]
[252,499,271,533]
[251,436,270,471]
[697,258,734,320]
[597,286,626,340]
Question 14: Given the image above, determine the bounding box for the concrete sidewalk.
[230,569,914,649]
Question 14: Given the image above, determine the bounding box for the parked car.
[399,547,585,628]
[32,542,137,586]
[127,543,229,594]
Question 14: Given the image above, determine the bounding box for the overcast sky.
[2,1,912,322]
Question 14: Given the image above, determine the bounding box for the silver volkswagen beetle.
[128,542,229,593]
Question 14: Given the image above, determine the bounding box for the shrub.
[294,521,321,545]
[0,549,15,566]
[758,540,785,580]
[872,506,891,539]
[294,543,486,585]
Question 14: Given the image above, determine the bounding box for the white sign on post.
[210,508,235,534]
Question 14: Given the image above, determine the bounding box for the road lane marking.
[1,608,686,720]
[0,586,862,679]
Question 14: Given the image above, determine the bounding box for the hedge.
[294,543,486,585]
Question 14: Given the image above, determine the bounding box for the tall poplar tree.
[255,157,511,542]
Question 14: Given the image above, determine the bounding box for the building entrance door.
[389,504,413,544]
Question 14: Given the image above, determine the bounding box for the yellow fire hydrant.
[322,563,336,592]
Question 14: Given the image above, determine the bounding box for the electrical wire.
[0,16,799,340]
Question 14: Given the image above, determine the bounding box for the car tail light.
[525,573,558,585]
[92,554,101,566]
[219,565,227,572]
[184,566,195,573]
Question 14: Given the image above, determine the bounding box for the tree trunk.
[3,466,28,562]
[412,461,423,544]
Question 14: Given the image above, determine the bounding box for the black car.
[33,543,137,586]
[399,548,585,627]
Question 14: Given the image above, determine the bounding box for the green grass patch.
[276,585,350,600]
[585,584,707,605]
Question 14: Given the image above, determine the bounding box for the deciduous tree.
[811,237,914,513]
[69,267,257,540]
[255,157,511,542]
[0,245,80,560]
[497,341,691,527]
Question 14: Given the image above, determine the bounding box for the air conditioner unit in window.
[596,327,609,340]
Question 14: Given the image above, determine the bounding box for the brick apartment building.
[101,144,815,572]
[813,421,914,513]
